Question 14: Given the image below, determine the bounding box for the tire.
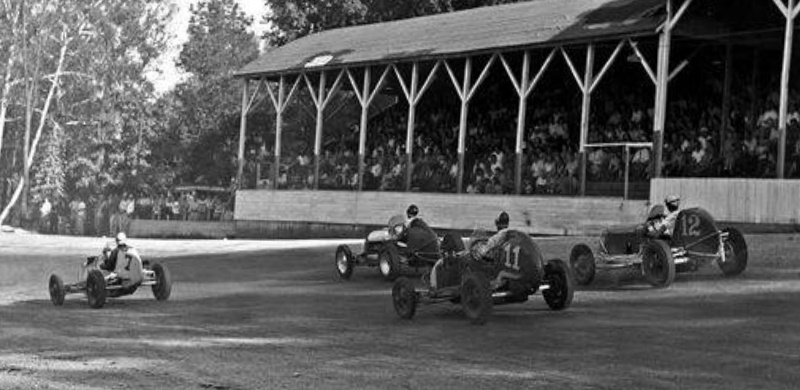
[48,274,65,306]
[460,272,492,325]
[379,250,399,281]
[392,277,417,320]
[719,228,748,276]
[151,263,172,301]
[543,259,575,311]
[335,245,355,280]
[569,243,596,286]
[641,240,675,288]
[86,269,107,309]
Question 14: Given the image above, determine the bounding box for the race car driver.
[99,232,144,288]
[644,195,681,238]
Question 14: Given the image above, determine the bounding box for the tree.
[159,0,261,187]
[263,0,526,46]
[0,0,172,226]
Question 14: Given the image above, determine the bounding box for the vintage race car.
[335,215,444,281]
[392,230,575,324]
[48,255,172,309]
[569,207,748,288]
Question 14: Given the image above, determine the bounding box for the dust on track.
[1,232,799,389]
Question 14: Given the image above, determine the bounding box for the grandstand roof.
[236,0,666,78]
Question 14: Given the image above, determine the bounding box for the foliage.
[159,0,262,187]
[264,0,526,46]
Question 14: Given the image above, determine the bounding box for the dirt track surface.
[1,232,799,389]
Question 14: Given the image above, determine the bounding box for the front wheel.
[569,244,596,286]
[719,228,748,276]
[151,263,172,301]
[86,269,107,309]
[543,259,575,311]
[379,250,400,281]
[49,274,65,306]
[460,272,492,325]
[641,240,675,288]
[392,277,418,320]
[335,245,355,280]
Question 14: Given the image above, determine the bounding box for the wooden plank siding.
[651,178,800,225]
[235,190,649,236]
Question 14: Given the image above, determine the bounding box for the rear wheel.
[460,272,492,325]
[719,228,748,276]
[48,274,65,306]
[543,259,575,311]
[86,270,107,309]
[379,250,399,281]
[641,240,675,288]
[151,263,172,301]
[569,244,596,286]
[392,277,417,320]
[335,245,355,280]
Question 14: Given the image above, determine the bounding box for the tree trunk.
[0,33,70,226]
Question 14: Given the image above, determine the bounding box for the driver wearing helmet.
[405,204,420,225]
[99,232,144,288]
[644,195,681,238]
[471,211,511,260]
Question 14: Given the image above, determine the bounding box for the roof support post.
[347,66,391,191]
[720,42,733,171]
[236,78,250,190]
[393,61,441,192]
[266,75,301,189]
[775,0,796,178]
[653,0,694,178]
[304,70,345,190]
[578,44,595,197]
[445,54,497,193]
[500,49,555,195]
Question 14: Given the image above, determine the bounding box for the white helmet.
[115,232,128,246]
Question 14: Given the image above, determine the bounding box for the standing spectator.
[75,200,86,236]
[170,195,181,221]
[39,198,52,234]
[94,197,108,237]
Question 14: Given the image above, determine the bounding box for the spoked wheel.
[86,269,107,309]
[569,244,596,286]
[719,228,748,276]
[641,240,675,288]
[542,259,575,311]
[151,263,172,301]
[460,272,492,325]
[379,250,399,281]
[48,274,65,306]
[392,277,418,320]
[335,245,355,280]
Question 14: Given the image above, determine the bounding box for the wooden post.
[236,79,249,189]
[720,42,733,169]
[313,71,326,190]
[623,146,630,200]
[445,55,497,193]
[776,0,797,178]
[266,76,301,190]
[347,66,390,191]
[304,70,345,190]
[405,64,419,192]
[358,68,371,192]
[579,44,595,197]
[393,61,441,192]
[456,58,472,194]
[653,0,695,178]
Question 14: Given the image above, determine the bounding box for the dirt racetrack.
[1,232,799,390]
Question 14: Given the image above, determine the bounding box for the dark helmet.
[495,211,510,231]
[664,195,680,212]
[406,204,419,219]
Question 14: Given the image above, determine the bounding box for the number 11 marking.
[505,245,521,271]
